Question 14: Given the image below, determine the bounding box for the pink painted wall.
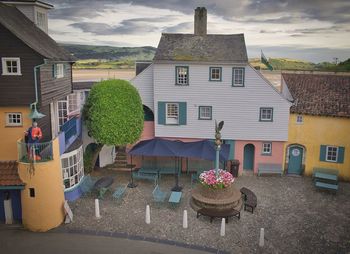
[235,140,285,174]
[141,121,155,140]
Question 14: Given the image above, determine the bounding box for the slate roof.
[282,73,350,117]
[0,2,75,61]
[0,161,24,186]
[154,33,248,63]
[0,0,53,8]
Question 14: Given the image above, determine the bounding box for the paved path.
[0,225,212,254]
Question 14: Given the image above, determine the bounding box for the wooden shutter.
[319,145,326,162]
[158,102,165,125]
[52,64,56,78]
[179,102,187,125]
[337,146,345,163]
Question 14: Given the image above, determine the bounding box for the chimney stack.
[194,7,207,36]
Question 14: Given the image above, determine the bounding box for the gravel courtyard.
[64,170,350,254]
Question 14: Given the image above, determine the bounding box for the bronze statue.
[215,120,224,146]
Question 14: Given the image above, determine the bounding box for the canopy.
[129,138,230,162]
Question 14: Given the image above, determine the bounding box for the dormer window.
[53,64,64,78]
[36,11,47,31]
[1,57,21,75]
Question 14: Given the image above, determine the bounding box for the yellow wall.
[287,114,350,181]
[18,138,65,232]
[0,107,32,160]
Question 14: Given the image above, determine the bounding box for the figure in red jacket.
[25,121,43,160]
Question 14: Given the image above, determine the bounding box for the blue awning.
[129,138,230,162]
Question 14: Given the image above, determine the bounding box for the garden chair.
[112,185,127,203]
[152,185,168,205]
[79,175,97,195]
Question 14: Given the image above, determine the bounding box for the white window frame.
[166,103,179,125]
[36,11,46,29]
[199,106,212,120]
[260,108,273,122]
[57,100,68,128]
[1,57,21,75]
[55,64,64,78]
[262,142,272,155]
[296,115,303,124]
[5,112,22,126]
[326,146,338,162]
[61,146,84,190]
[176,66,188,85]
[210,67,221,81]
[232,68,244,86]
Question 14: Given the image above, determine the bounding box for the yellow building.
[282,73,350,181]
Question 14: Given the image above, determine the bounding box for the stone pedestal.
[190,184,242,211]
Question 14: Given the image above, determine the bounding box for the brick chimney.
[194,7,207,36]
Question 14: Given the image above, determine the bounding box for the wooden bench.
[197,208,240,223]
[258,163,283,176]
[240,187,257,213]
[313,167,339,193]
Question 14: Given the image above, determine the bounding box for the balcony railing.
[17,140,53,163]
[60,116,78,144]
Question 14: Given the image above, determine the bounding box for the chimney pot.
[194,7,207,36]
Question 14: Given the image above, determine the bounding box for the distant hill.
[61,44,349,71]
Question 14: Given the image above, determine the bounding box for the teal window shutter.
[319,145,326,161]
[226,140,235,160]
[158,102,165,125]
[179,102,187,125]
[337,147,345,163]
[52,64,56,78]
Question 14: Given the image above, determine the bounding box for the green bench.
[313,167,339,193]
[133,171,158,185]
[258,163,283,176]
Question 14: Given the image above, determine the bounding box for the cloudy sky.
[47,0,350,62]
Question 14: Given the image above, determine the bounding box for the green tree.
[83,79,144,171]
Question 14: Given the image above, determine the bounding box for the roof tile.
[0,160,24,186]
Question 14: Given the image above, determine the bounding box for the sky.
[47,0,350,63]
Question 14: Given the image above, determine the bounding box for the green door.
[288,146,303,175]
[243,144,255,170]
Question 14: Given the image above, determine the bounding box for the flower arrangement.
[199,169,234,189]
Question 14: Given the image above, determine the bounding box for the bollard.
[95,199,101,219]
[259,228,264,247]
[220,218,225,236]
[145,205,150,224]
[183,210,188,229]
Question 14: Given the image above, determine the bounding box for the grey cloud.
[162,22,193,33]
[70,20,158,35]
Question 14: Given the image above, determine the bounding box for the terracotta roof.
[0,3,75,61]
[282,73,350,117]
[154,33,248,63]
[0,160,24,186]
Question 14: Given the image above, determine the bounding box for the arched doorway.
[143,105,154,121]
[243,144,255,171]
[287,145,304,175]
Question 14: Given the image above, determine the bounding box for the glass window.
[166,103,179,124]
[326,146,338,162]
[262,142,272,155]
[61,146,84,190]
[296,115,303,124]
[210,67,221,81]
[199,106,212,120]
[1,57,21,75]
[232,68,244,86]
[260,107,273,122]
[55,64,64,78]
[36,11,46,30]
[176,66,189,85]
[5,113,22,126]
[57,100,68,128]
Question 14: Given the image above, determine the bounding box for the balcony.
[59,116,82,155]
[17,139,53,163]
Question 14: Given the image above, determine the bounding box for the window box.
[198,106,212,120]
[232,67,244,87]
[175,66,189,85]
[209,67,222,81]
[1,57,21,75]
[5,112,22,127]
[259,107,273,122]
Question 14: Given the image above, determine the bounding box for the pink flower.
[199,169,234,189]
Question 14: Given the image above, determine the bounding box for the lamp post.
[214,120,224,177]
